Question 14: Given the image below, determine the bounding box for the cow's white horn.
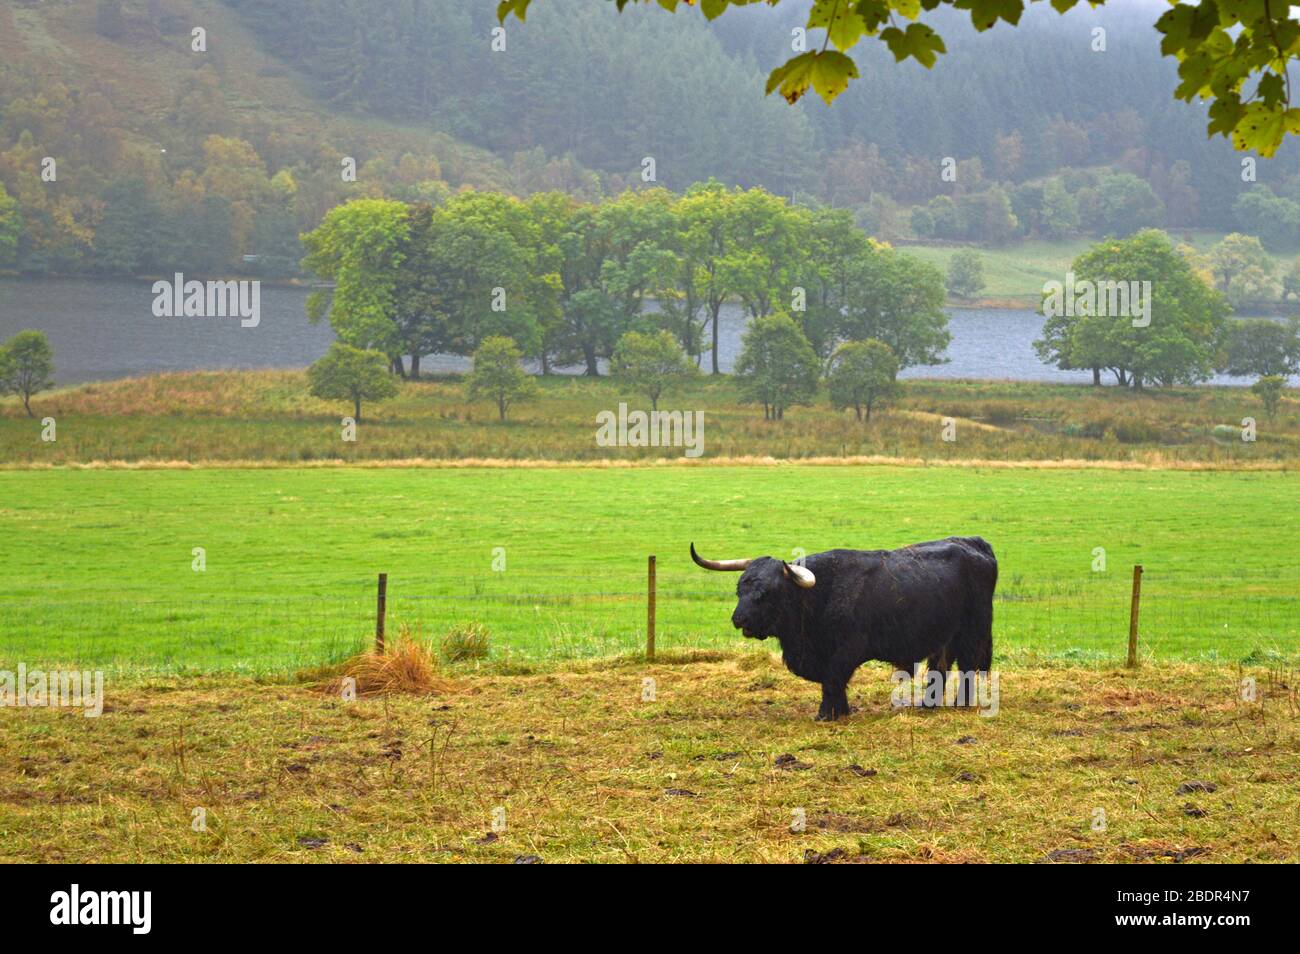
[690,542,752,572]
[785,562,816,588]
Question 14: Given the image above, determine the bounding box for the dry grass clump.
[331,633,458,696]
[441,622,490,662]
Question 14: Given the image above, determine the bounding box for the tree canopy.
[1225,318,1300,378]
[467,336,540,421]
[611,329,698,410]
[0,329,54,418]
[837,244,949,368]
[302,184,952,379]
[306,343,399,423]
[1035,230,1230,389]
[946,249,985,299]
[826,338,900,421]
[735,312,821,420]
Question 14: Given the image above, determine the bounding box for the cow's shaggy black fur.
[707,537,996,721]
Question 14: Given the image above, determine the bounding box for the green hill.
[0,0,527,276]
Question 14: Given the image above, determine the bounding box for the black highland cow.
[691,537,997,720]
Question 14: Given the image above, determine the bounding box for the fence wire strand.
[0,567,1294,673]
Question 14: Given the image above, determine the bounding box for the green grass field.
[908,238,1100,303]
[907,232,1298,306]
[1,465,1295,672]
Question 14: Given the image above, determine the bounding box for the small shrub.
[442,622,490,662]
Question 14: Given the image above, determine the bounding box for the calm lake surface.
[0,277,1266,387]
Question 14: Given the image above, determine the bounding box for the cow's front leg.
[815,681,851,721]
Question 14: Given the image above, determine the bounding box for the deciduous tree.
[1251,375,1285,420]
[467,336,539,422]
[0,330,54,417]
[735,312,820,420]
[1224,318,1300,378]
[611,329,697,412]
[946,249,985,299]
[306,343,399,423]
[826,338,899,422]
[1039,230,1229,389]
[838,245,949,369]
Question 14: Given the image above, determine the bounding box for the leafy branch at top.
[498,0,1300,155]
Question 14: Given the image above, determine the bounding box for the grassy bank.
[0,465,1295,671]
[2,656,1294,863]
[1,370,1295,465]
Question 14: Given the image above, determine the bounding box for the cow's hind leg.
[917,645,952,708]
[953,598,994,707]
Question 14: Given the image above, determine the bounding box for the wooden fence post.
[1126,564,1143,668]
[647,555,656,662]
[376,572,388,654]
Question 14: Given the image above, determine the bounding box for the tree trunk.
[409,352,421,380]
[540,350,550,376]
[498,397,507,421]
[854,404,863,421]
[1092,366,1101,386]
[583,344,599,376]
[711,309,720,375]
[23,394,33,418]
[354,396,361,423]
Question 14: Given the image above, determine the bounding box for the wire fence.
[0,566,1294,673]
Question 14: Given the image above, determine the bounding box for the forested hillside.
[3,0,1300,280]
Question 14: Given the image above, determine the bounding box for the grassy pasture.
[1,657,1295,863]
[0,465,1294,672]
[906,231,1299,306]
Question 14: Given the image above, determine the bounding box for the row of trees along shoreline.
[302,182,948,380]
[8,187,1299,424]
[300,186,1299,399]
